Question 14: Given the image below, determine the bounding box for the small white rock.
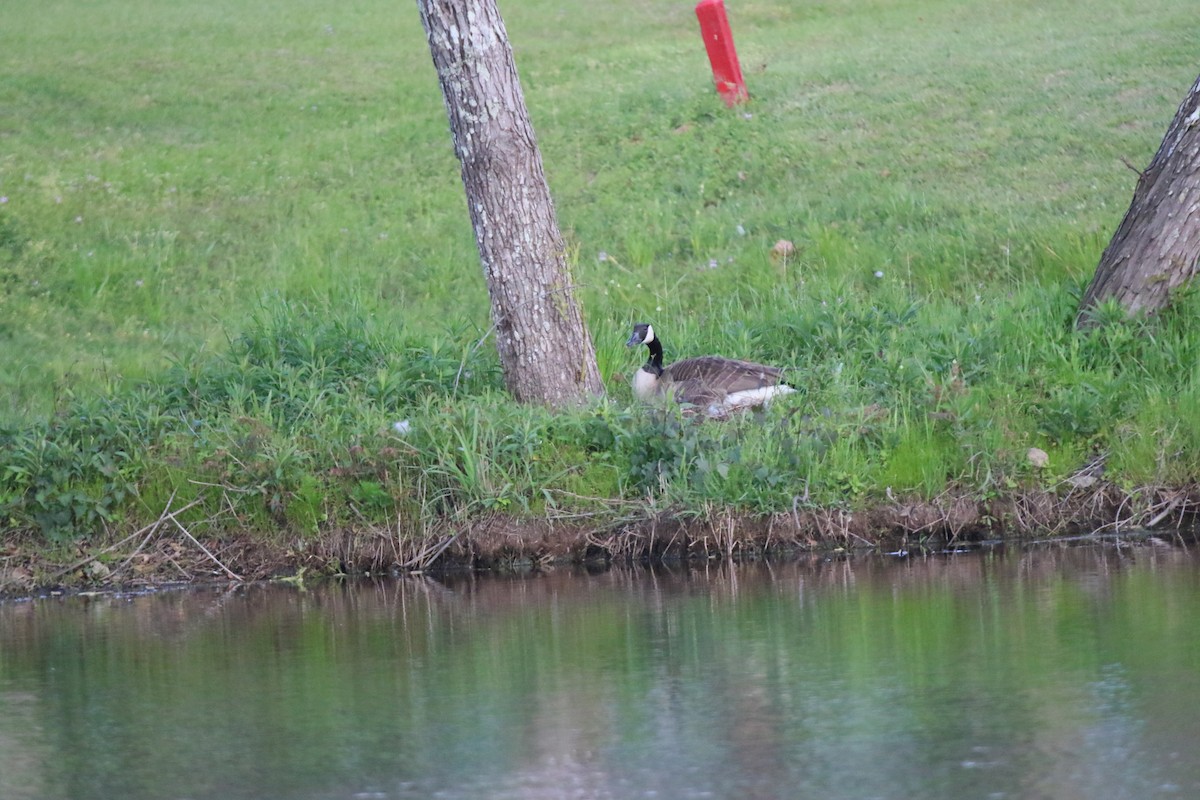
[1027,447,1049,469]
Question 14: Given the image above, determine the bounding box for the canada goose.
[626,322,795,417]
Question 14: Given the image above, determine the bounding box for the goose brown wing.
[666,378,725,408]
[664,356,786,395]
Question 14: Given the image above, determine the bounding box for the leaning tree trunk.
[416,0,604,406]
[1076,72,1200,328]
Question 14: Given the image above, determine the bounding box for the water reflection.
[2,544,1198,800]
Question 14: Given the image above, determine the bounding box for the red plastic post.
[695,0,748,107]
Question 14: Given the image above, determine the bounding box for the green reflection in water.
[2,545,1199,800]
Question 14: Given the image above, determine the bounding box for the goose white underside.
[721,384,796,408]
[708,384,796,417]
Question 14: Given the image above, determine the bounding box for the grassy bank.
[2,0,1199,587]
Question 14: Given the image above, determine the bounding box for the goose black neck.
[644,338,664,376]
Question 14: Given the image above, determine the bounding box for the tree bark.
[416,0,604,405]
[1076,73,1200,328]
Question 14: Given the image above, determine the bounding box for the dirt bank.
[2,484,1197,597]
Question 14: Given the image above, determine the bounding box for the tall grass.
[2,0,1198,543]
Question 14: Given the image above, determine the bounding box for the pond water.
[2,543,1199,800]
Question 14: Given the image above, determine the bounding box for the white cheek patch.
[642,325,655,344]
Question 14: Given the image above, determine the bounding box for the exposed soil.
[2,483,1198,598]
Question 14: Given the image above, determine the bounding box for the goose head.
[626,322,654,348]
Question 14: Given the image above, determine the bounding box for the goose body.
[626,322,795,417]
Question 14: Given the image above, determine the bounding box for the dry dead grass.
[5,481,1197,597]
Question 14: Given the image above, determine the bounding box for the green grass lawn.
[1,0,1198,546]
